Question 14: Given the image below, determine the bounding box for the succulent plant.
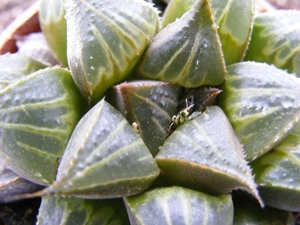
[1,0,300,224]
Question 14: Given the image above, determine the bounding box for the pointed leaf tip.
[135,0,226,88]
[44,99,159,198]
[106,80,181,156]
[156,106,262,205]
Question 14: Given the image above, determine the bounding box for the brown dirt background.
[0,0,299,34]
[0,0,37,33]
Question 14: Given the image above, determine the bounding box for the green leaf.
[161,0,197,28]
[251,122,300,211]
[161,0,255,65]
[124,186,233,225]
[106,80,181,156]
[210,0,254,65]
[0,54,46,89]
[64,0,159,103]
[37,196,130,225]
[244,10,300,77]
[0,67,87,185]
[155,106,262,205]
[39,0,68,67]
[218,62,300,161]
[39,99,159,198]
[135,0,226,88]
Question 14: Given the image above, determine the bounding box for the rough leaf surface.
[64,0,159,103]
[0,54,46,89]
[106,80,181,156]
[42,99,159,198]
[155,106,261,204]
[245,10,300,77]
[37,196,129,225]
[124,186,233,225]
[219,62,300,161]
[251,121,300,211]
[0,67,86,185]
[135,0,226,88]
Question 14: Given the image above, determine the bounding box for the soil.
[0,198,41,225]
[0,0,37,33]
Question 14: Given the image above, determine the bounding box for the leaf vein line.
[0,100,68,113]
[177,24,202,82]
[132,92,171,119]
[83,119,129,164]
[160,40,190,80]
[0,122,67,136]
[106,9,149,43]
[90,23,118,74]
[17,141,59,158]
[81,0,138,52]
[151,116,168,135]
[71,142,147,183]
